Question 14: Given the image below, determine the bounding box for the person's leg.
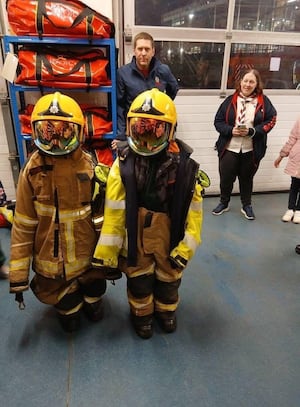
[291,178,300,223]
[212,150,239,215]
[219,150,239,205]
[30,274,83,332]
[291,177,300,210]
[124,208,156,339]
[149,212,182,333]
[78,269,107,322]
[239,151,257,207]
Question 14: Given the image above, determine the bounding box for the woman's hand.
[232,125,249,137]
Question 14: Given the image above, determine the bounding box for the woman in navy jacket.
[212,69,277,220]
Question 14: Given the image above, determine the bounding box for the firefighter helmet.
[127,88,177,156]
[31,92,84,156]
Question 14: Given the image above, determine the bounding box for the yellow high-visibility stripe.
[190,200,202,211]
[183,232,199,253]
[64,221,76,263]
[98,233,124,248]
[14,212,39,226]
[10,257,31,270]
[59,206,91,221]
[105,198,125,210]
[34,201,91,221]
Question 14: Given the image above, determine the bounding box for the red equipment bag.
[92,143,114,167]
[19,104,35,135]
[81,105,112,141]
[81,106,114,166]
[6,0,115,38]
[15,46,111,89]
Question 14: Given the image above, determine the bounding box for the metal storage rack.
[2,35,117,166]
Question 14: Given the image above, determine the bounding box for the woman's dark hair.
[236,68,263,95]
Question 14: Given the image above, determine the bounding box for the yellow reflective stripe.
[11,224,36,236]
[93,215,104,224]
[34,257,90,275]
[155,298,178,312]
[129,263,155,279]
[10,257,31,271]
[34,201,91,221]
[190,200,202,211]
[105,198,125,210]
[128,291,154,310]
[98,233,124,248]
[14,211,39,226]
[59,206,91,221]
[34,202,55,218]
[65,258,91,274]
[183,232,198,253]
[64,221,75,263]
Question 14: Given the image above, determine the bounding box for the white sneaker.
[282,209,294,222]
[293,211,300,223]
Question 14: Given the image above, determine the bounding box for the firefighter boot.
[83,299,104,322]
[130,313,153,339]
[57,311,81,333]
[155,311,177,333]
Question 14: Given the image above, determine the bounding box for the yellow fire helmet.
[127,88,177,156]
[31,92,84,156]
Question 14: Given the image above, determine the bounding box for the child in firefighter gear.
[92,88,204,339]
[9,92,110,332]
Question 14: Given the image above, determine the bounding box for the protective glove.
[101,267,122,281]
[15,292,25,310]
[92,264,122,284]
[169,254,188,270]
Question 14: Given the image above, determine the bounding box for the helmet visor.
[128,117,170,156]
[33,120,81,155]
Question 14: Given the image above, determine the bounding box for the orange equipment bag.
[15,46,111,89]
[81,105,114,167]
[82,106,112,141]
[89,142,114,167]
[6,0,115,38]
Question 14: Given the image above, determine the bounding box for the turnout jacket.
[92,140,203,269]
[10,148,100,294]
[214,92,277,164]
[117,56,179,140]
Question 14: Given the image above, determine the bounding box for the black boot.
[83,299,104,322]
[130,313,153,339]
[58,311,81,333]
[155,311,177,333]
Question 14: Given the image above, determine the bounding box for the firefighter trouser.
[30,269,107,316]
[123,207,182,317]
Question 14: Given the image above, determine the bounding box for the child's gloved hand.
[169,254,187,271]
[91,265,122,281]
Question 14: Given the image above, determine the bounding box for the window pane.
[228,44,300,89]
[155,41,224,89]
[135,0,228,29]
[234,0,300,32]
